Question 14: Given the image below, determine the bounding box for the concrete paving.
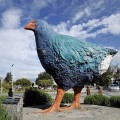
[23,88,120,120]
[23,104,120,120]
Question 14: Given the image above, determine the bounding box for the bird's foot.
[33,105,61,114]
[59,103,80,112]
[33,86,65,114]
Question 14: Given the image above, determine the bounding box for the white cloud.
[112,51,120,66]
[0,0,56,22]
[0,0,3,3]
[2,8,22,29]
[33,0,55,9]
[72,0,104,23]
[0,28,44,80]
[0,9,44,80]
[72,7,91,23]
[86,13,120,36]
[53,21,69,35]
[102,13,120,35]
[0,0,7,4]
[53,13,120,39]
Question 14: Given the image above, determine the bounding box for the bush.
[84,95,110,106]
[84,95,120,108]
[23,88,52,106]
[0,96,6,104]
[84,95,95,104]
[110,96,120,108]
[61,93,74,103]
[0,96,11,120]
[0,105,11,120]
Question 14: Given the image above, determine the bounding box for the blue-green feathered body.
[34,20,117,90]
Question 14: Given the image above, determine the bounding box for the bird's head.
[24,20,36,31]
[24,20,54,34]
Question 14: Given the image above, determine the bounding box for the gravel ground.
[23,104,120,120]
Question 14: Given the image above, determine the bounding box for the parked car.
[108,84,120,92]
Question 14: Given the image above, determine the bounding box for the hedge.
[84,94,109,106]
[62,93,74,103]
[23,87,52,106]
[110,96,120,108]
[84,95,120,108]
[0,96,6,104]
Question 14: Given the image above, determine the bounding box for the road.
[102,90,120,97]
[47,88,120,104]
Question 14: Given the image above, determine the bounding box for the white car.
[108,84,120,92]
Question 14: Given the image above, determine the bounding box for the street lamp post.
[0,77,3,94]
[11,64,14,91]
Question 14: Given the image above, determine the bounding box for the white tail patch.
[99,55,113,74]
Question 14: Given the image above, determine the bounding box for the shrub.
[61,93,74,103]
[23,87,52,106]
[0,96,6,104]
[0,105,11,120]
[84,94,110,106]
[110,96,120,108]
[84,95,95,104]
[0,96,11,120]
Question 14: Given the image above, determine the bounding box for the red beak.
[24,20,36,31]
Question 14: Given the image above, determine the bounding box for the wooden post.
[98,86,102,95]
[86,86,91,96]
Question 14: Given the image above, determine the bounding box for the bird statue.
[24,20,117,113]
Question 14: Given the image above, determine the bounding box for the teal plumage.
[51,34,115,67]
[34,20,117,90]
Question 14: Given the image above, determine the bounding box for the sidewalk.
[23,104,120,120]
[23,88,120,120]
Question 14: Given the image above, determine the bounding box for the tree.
[15,78,31,87]
[113,66,120,80]
[2,81,11,91]
[96,65,120,87]
[37,79,53,89]
[96,66,114,87]
[4,72,12,83]
[36,71,52,84]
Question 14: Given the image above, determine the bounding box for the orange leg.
[60,87,82,111]
[33,86,65,114]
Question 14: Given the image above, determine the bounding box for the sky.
[0,0,120,81]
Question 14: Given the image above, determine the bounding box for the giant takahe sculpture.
[24,20,117,113]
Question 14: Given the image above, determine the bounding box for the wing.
[51,34,117,74]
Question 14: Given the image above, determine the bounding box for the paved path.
[23,88,120,120]
[23,104,120,120]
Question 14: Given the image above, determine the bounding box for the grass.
[0,95,11,120]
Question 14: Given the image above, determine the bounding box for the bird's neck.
[34,31,56,72]
[34,31,53,54]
